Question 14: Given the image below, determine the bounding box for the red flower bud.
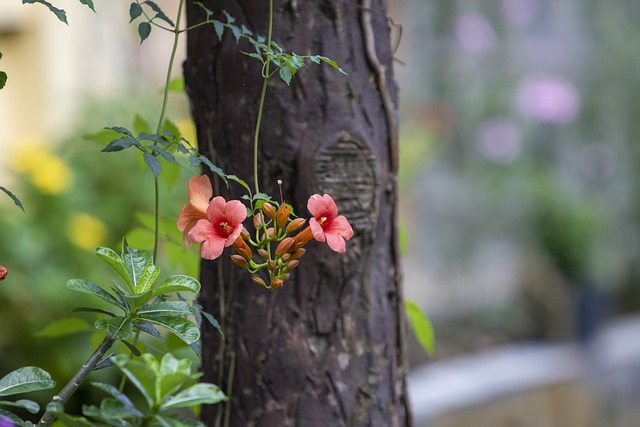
[262,203,276,219]
[275,237,295,258]
[0,265,7,281]
[286,218,306,234]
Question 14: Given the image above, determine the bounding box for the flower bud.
[275,237,295,258]
[233,238,253,260]
[281,253,291,263]
[286,217,306,234]
[240,227,250,241]
[262,202,276,219]
[289,248,306,261]
[253,213,263,229]
[271,278,284,289]
[251,276,267,287]
[267,260,276,271]
[0,265,7,281]
[282,273,291,282]
[276,204,291,228]
[261,227,275,241]
[285,260,300,272]
[257,248,270,259]
[230,255,249,269]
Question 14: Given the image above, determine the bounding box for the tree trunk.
[184,1,411,426]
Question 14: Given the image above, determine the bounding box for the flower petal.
[206,196,227,222]
[177,204,207,232]
[224,199,248,225]
[188,175,212,213]
[325,233,346,253]
[188,219,216,244]
[327,215,354,240]
[225,224,244,247]
[309,217,326,242]
[200,236,226,260]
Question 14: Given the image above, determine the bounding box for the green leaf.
[133,321,163,339]
[0,71,6,91]
[112,354,156,407]
[66,278,125,309]
[133,114,152,134]
[222,10,235,24]
[148,145,177,164]
[0,185,24,211]
[0,398,40,414]
[84,128,123,145]
[23,0,68,24]
[35,317,92,338]
[143,151,161,176]
[139,301,193,317]
[279,67,293,85]
[196,308,223,338]
[162,383,226,409]
[91,382,140,414]
[138,21,152,43]
[405,300,435,357]
[135,263,160,294]
[72,306,117,317]
[152,275,200,296]
[0,367,55,397]
[102,136,141,152]
[129,2,142,22]
[122,240,154,289]
[78,0,94,12]
[162,118,181,139]
[167,76,184,92]
[95,316,133,341]
[95,246,135,293]
[108,126,134,136]
[319,56,347,75]
[142,316,200,344]
[46,405,94,427]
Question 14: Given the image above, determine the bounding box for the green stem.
[150,0,185,263]
[252,0,275,195]
[37,335,116,426]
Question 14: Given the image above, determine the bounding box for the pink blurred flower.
[307,194,354,253]
[177,175,212,244]
[516,74,580,124]
[455,11,497,55]
[477,118,522,163]
[188,196,247,260]
[0,265,7,281]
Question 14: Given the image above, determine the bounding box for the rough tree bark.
[184,1,411,426]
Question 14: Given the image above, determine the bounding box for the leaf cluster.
[45,353,225,426]
[21,0,95,25]
[0,367,55,425]
[129,1,176,43]
[67,240,202,350]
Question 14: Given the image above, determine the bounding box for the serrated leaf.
[144,0,175,27]
[66,279,126,309]
[152,275,200,296]
[227,174,250,193]
[222,10,235,23]
[162,118,181,139]
[212,20,224,40]
[102,136,141,152]
[138,21,152,43]
[229,25,241,41]
[197,155,226,180]
[194,1,212,19]
[143,151,161,176]
[35,317,92,338]
[23,0,68,24]
[129,2,142,22]
[142,316,200,344]
[0,367,55,397]
[405,300,435,357]
[162,383,226,409]
[95,316,133,341]
[319,56,347,75]
[95,246,135,293]
[78,0,94,12]
[0,185,24,211]
[0,71,6,91]
[241,51,264,62]
[147,145,177,164]
[107,126,134,136]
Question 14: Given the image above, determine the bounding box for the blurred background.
[1,0,640,426]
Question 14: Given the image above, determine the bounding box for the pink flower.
[188,196,247,260]
[0,265,7,281]
[307,194,354,253]
[177,175,213,244]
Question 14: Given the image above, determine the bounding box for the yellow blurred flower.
[11,135,73,195]
[67,213,107,251]
[176,119,197,148]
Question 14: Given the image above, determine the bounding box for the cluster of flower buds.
[177,176,353,289]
